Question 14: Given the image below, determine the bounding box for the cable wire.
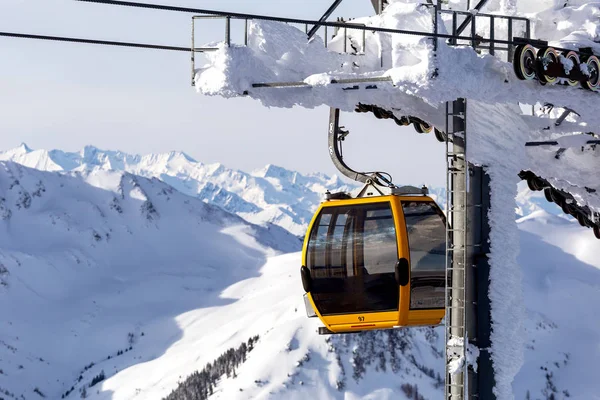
[74,0,519,46]
[0,31,189,52]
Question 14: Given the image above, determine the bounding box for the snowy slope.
[72,209,599,400]
[99,252,445,400]
[513,211,600,400]
[0,161,300,400]
[0,157,598,400]
[0,144,354,237]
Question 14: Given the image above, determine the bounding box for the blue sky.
[0,0,445,186]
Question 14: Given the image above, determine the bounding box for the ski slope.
[91,211,600,400]
[514,211,600,400]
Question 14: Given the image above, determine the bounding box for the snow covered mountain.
[0,160,300,400]
[0,144,354,237]
[87,211,600,400]
[513,211,600,400]
[0,151,598,400]
[0,144,561,238]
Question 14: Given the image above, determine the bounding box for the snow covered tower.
[189,0,546,398]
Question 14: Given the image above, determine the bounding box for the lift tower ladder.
[445,98,470,399]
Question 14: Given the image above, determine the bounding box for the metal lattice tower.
[444,104,493,400]
[445,98,470,399]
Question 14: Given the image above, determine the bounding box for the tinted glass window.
[363,208,398,274]
[306,202,399,315]
[402,201,447,310]
[330,214,347,273]
[308,211,332,278]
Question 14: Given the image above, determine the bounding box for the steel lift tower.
[187,0,529,398]
[444,98,493,400]
[368,2,494,399]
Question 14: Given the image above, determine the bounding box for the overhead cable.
[0,31,189,52]
[74,0,519,45]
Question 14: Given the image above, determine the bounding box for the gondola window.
[402,201,447,310]
[307,203,400,315]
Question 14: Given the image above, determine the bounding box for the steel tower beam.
[456,0,490,35]
[445,98,470,400]
[307,0,345,40]
[470,166,495,399]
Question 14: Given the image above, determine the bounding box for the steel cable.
[0,31,189,52]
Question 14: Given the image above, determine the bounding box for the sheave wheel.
[527,178,538,191]
[413,121,432,134]
[550,188,564,204]
[434,128,447,142]
[396,116,410,126]
[582,55,600,92]
[537,47,560,85]
[532,178,545,191]
[514,44,537,80]
[544,188,553,202]
[419,123,433,133]
[562,51,580,87]
[576,212,587,227]
[561,201,574,215]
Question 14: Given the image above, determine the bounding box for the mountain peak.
[81,144,99,158]
[18,142,33,153]
[4,142,34,156]
[253,164,297,181]
[167,150,196,163]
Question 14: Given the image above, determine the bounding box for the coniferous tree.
[164,335,259,400]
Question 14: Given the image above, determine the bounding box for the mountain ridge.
[0,144,573,238]
[0,159,301,399]
[0,144,354,236]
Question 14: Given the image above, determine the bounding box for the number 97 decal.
[358,316,365,322]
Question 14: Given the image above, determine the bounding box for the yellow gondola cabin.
[300,192,447,334]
